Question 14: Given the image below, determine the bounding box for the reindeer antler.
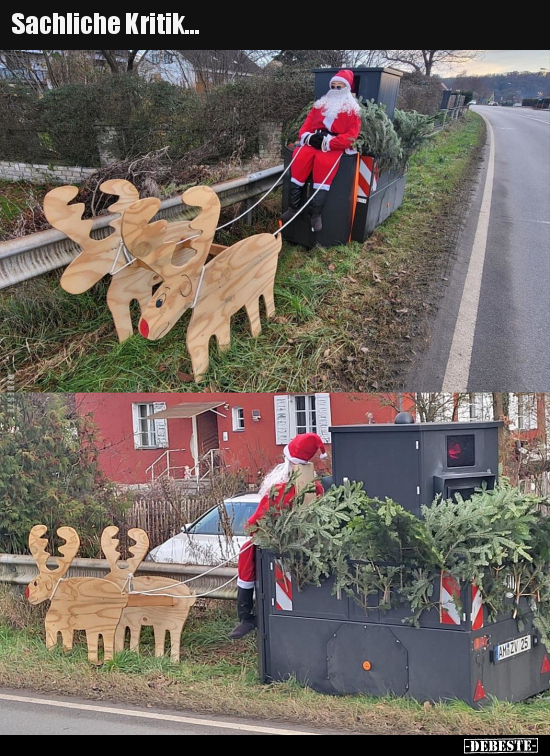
[102,526,150,581]
[28,525,80,578]
[122,186,220,279]
[43,180,140,294]
[127,528,150,573]
[101,525,123,576]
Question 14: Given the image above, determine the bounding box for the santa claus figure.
[229,432,327,639]
[281,69,362,233]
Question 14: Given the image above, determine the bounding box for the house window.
[232,407,245,432]
[134,403,157,448]
[295,395,317,435]
[274,394,332,446]
[150,52,160,64]
[132,403,169,449]
[163,53,173,65]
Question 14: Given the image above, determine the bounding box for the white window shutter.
[153,402,169,448]
[274,395,291,445]
[315,393,332,444]
[131,404,141,449]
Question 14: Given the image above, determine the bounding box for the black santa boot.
[280,183,305,223]
[308,189,328,233]
[229,587,256,639]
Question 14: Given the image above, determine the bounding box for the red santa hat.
[284,433,328,464]
[330,69,354,91]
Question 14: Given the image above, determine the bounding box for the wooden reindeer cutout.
[291,462,317,505]
[122,185,282,381]
[43,180,161,342]
[27,525,128,664]
[102,526,196,662]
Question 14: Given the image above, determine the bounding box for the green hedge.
[0,69,314,167]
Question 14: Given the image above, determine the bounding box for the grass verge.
[0,586,548,735]
[1,114,485,392]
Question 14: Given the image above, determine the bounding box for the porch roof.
[146,401,226,420]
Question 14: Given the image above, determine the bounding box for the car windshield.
[189,501,258,536]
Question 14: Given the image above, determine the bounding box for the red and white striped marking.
[471,584,484,630]
[274,560,293,611]
[357,156,378,198]
[440,572,461,625]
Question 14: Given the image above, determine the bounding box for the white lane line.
[519,115,550,124]
[442,112,495,391]
[0,692,318,735]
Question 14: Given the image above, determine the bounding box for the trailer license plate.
[494,635,531,662]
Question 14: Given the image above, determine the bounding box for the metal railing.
[145,448,223,486]
[0,553,237,599]
[0,164,284,290]
[145,448,187,483]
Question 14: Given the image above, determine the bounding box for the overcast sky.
[444,50,550,76]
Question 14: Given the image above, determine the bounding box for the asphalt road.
[408,105,550,391]
[0,689,328,735]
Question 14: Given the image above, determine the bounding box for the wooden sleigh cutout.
[122,185,282,382]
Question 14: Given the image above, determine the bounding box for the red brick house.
[76,393,410,487]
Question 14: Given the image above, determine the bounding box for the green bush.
[0,394,132,557]
[252,480,550,642]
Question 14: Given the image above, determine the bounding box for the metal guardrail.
[0,553,238,600]
[0,164,284,290]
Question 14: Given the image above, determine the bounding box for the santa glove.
[321,135,334,152]
[300,132,312,146]
[307,132,324,150]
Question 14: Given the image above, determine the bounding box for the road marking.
[442,112,495,391]
[0,692,318,735]
[519,115,550,124]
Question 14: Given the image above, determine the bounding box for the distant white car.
[469,100,477,105]
[146,493,261,566]
[488,102,499,106]
[513,103,522,107]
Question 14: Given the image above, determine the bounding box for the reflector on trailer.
[473,679,486,701]
[541,654,550,674]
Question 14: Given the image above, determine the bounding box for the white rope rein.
[215,146,304,232]
[109,239,136,276]
[46,541,252,602]
[133,540,254,595]
[107,143,340,278]
[275,152,343,236]
[128,574,238,600]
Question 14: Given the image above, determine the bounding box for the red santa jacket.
[299,105,361,152]
[246,480,325,533]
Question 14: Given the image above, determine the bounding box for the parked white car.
[146,493,261,566]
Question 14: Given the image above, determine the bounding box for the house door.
[196,411,220,477]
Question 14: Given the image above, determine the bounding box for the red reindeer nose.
[139,319,150,338]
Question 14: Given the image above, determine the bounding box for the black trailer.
[256,421,550,706]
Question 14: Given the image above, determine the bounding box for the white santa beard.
[258,460,292,498]
[314,88,361,122]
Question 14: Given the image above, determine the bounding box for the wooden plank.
[291,463,316,504]
[127,594,176,607]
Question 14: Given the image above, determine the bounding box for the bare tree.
[381,50,484,77]
[0,50,50,93]
[273,50,385,69]
[99,50,148,74]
